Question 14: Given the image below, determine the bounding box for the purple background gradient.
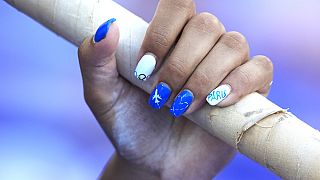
[0,0,319,179]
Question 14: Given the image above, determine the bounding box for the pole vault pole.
[4,0,320,179]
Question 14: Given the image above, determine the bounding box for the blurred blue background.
[0,0,319,179]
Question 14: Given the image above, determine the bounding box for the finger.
[78,18,120,115]
[148,13,224,115]
[134,0,195,81]
[258,80,273,97]
[214,55,273,107]
[183,31,250,114]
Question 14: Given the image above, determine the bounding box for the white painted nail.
[206,84,231,106]
[134,53,156,81]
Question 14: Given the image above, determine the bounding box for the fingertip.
[93,18,117,43]
[92,21,120,57]
[78,19,119,67]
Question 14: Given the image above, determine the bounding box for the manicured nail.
[134,53,156,81]
[148,82,171,109]
[206,84,231,106]
[93,18,117,43]
[170,90,194,117]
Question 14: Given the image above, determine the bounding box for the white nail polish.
[134,53,156,81]
[206,84,231,106]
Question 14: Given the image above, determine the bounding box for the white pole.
[5,0,320,179]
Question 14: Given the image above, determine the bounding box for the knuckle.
[254,55,274,71]
[221,31,249,53]
[237,68,252,88]
[170,0,195,13]
[219,21,226,32]
[198,12,219,23]
[191,71,212,97]
[227,31,247,44]
[188,12,222,34]
[166,58,188,79]
[197,70,211,86]
[147,25,171,48]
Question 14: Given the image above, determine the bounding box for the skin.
[78,0,273,179]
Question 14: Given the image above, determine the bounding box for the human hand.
[78,0,273,179]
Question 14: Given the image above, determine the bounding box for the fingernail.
[206,84,231,106]
[269,81,273,86]
[148,82,171,109]
[170,90,194,117]
[134,53,156,81]
[93,18,117,43]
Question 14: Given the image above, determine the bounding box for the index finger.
[134,0,195,81]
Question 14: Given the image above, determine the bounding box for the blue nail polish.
[148,83,171,109]
[170,90,194,117]
[94,18,116,43]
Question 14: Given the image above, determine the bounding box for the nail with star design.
[148,82,172,109]
[206,84,231,106]
[170,90,194,117]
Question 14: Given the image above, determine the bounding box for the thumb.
[78,18,122,116]
[78,18,119,76]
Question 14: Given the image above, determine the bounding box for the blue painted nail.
[148,82,171,109]
[94,18,117,43]
[170,90,194,117]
